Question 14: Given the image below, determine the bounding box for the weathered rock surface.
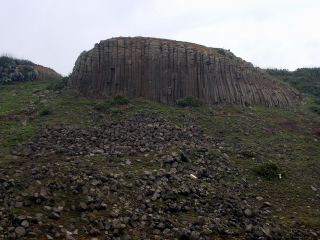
[69,37,302,107]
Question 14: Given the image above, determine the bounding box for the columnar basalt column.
[69,37,303,107]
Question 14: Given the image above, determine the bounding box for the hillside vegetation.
[0,64,320,239]
[266,67,320,114]
[0,54,39,85]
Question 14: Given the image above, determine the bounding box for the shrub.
[93,102,110,112]
[175,96,204,107]
[111,94,131,105]
[309,105,320,115]
[217,49,226,55]
[46,77,69,91]
[253,162,284,180]
[241,150,256,157]
[110,108,123,116]
[39,109,51,116]
[0,55,38,84]
[314,98,320,105]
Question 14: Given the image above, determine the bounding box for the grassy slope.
[1,76,320,236]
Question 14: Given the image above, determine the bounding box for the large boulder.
[68,37,302,107]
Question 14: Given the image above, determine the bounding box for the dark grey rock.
[15,226,26,235]
[244,209,253,218]
[49,212,59,220]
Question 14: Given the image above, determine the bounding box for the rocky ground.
[1,111,320,240]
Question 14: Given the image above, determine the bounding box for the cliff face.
[69,37,302,107]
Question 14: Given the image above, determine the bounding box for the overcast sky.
[1,0,320,76]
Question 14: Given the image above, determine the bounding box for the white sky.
[1,0,320,76]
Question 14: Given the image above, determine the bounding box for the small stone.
[28,232,37,237]
[110,209,119,218]
[222,153,229,160]
[46,234,53,240]
[21,220,30,228]
[310,232,317,237]
[15,226,26,236]
[49,212,60,219]
[15,202,23,208]
[262,202,272,208]
[89,214,96,222]
[35,180,42,185]
[311,186,317,191]
[91,180,100,186]
[44,206,52,212]
[244,209,253,218]
[126,160,132,165]
[245,224,253,232]
[53,206,64,213]
[89,228,100,236]
[262,227,271,236]
[189,231,200,240]
[77,202,87,212]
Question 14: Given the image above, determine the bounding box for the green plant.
[217,48,226,55]
[46,77,68,91]
[110,108,123,116]
[175,96,204,107]
[111,94,131,105]
[314,98,320,105]
[241,149,256,157]
[253,162,284,180]
[0,54,38,84]
[93,102,110,112]
[309,105,320,115]
[39,108,52,116]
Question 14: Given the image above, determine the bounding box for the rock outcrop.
[69,37,302,107]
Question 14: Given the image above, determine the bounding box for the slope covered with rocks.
[0,110,309,240]
[1,67,320,240]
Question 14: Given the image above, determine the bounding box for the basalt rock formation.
[69,37,302,107]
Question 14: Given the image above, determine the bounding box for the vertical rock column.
[68,37,303,107]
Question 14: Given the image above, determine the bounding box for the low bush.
[111,94,131,105]
[46,77,69,91]
[253,162,284,180]
[93,95,130,113]
[175,96,204,107]
[217,49,226,55]
[0,55,38,84]
[39,109,51,116]
[93,102,110,112]
[309,105,320,115]
[241,150,256,157]
[110,108,123,116]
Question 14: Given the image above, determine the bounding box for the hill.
[1,71,320,239]
[0,54,61,85]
